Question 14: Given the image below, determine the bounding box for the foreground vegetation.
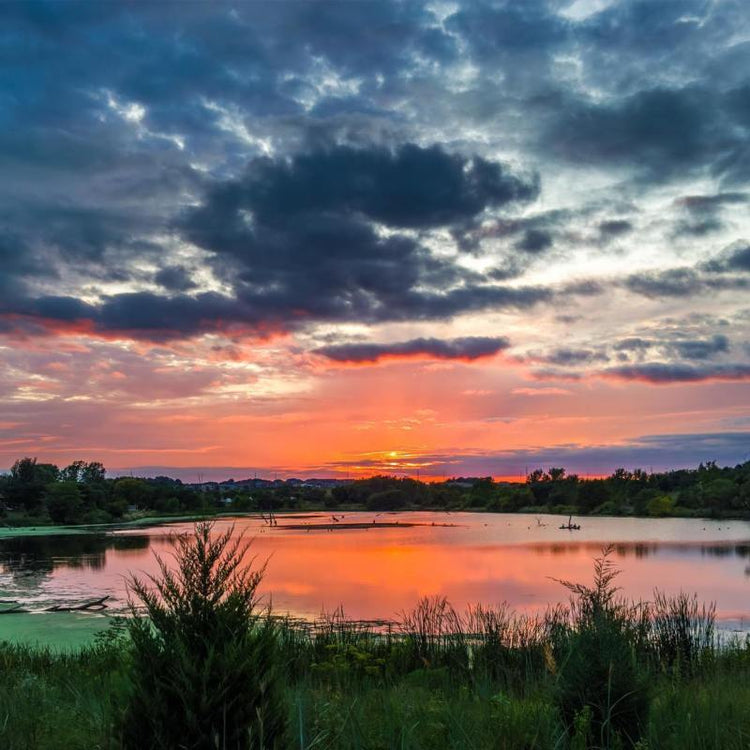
[2,455,750,528]
[1,523,748,749]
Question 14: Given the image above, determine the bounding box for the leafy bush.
[554,547,650,748]
[123,521,287,749]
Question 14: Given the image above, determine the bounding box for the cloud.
[599,219,633,238]
[703,242,750,273]
[624,267,748,298]
[602,362,750,384]
[614,337,653,352]
[0,140,548,339]
[316,431,750,478]
[186,143,539,233]
[155,266,198,292]
[516,228,553,253]
[315,336,510,364]
[536,348,608,366]
[669,334,729,361]
[548,87,718,176]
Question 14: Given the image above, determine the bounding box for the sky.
[1,0,749,481]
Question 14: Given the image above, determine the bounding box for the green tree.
[701,478,739,509]
[60,460,87,483]
[123,521,286,749]
[81,461,106,483]
[45,481,84,524]
[7,457,58,513]
[555,548,649,748]
[647,495,675,517]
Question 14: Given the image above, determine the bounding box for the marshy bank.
[1,523,749,749]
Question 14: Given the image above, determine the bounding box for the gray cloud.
[669,334,730,361]
[538,348,608,366]
[624,267,749,298]
[603,362,750,384]
[599,220,633,238]
[315,336,511,364]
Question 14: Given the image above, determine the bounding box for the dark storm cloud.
[624,269,703,298]
[603,362,750,384]
[672,191,747,236]
[537,348,608,366]
[669,334,730,361]
[1,0,749,347]
[516,229,552,253]
[0,283,552,342]
[677,192,748,214]
[154,266,198,292]
[614,338,653,352]
[546,81,750,184]
[315,336,511,364]
[624,268,749,299]
[445,0,569,90]
[559,280,605,297]
[599,220,633,238]
[549,87,719,175]
[165,143,542,335]
[703,243,750,273]
[187,145,539,233]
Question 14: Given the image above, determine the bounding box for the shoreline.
[1,505,749,539]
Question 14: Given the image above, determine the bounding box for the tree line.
[1,456,749,526]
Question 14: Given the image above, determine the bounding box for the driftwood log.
[0,602,28,614]
[0,596,110,614]
[44,595,110,612]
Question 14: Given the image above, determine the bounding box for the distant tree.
[60,460,106,484]
[366,488,407,511]
[113,478,152,510]
[7,457,58,513]
[647,495,675,517]
[60,460,87,483]
[578,480,609,513]
[468,477,495,507]
[45,481,84,524]
[81,461,106,483]
[526,469,547,484]
[701,478,739,510]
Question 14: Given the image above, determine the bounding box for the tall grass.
[650,590,715,673]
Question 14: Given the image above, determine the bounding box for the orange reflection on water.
[4,513,749,629]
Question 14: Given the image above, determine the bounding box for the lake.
[1,512,749,644]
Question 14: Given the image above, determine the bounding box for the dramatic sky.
[2,0,749,480]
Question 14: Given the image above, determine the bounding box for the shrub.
[554,547,650,748]
[123,521,287,749]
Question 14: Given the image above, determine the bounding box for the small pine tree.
[554,546,649,748]
[123,521,287,749]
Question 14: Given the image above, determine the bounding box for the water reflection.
[0,534,150,576]
[0,514,748,626]
[0,534,150,604]
[529,541,750,560]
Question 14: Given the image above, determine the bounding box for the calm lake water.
[1,512,749,633]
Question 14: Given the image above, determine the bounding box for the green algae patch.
[0,612,111,649]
